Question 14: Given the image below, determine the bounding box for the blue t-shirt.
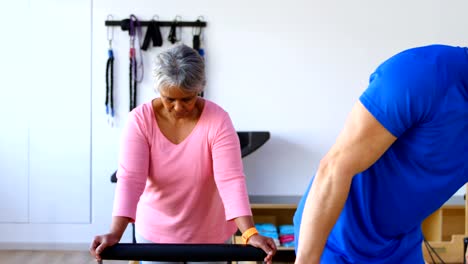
[294,45,468,263]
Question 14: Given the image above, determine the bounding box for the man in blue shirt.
[294,45,468,264]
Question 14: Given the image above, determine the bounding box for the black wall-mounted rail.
[105,20,207,28]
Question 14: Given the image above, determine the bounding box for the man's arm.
[295,101,397,264]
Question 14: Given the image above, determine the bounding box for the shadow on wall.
[242,134,322,195]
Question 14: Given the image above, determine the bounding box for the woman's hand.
[465,246,468,264]
[90,216,130,261]
[89,232,121,261]
[247,234,277,264]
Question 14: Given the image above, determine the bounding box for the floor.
[0,250,130,264]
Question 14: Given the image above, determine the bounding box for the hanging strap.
[151,21,163,47]
[168,16,180,44]
[141,18,163,51]
[192,17,204,54]
[141,22,154,51]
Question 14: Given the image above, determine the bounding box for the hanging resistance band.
[128,15,144,111]
[105,15,115,126]
[129,39,136,111]
[192,17,205,97]
[129,16,137,111]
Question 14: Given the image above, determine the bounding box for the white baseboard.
[0,242,90,251]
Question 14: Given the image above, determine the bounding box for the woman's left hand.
[465,245,468,263]
[247,234,277,264]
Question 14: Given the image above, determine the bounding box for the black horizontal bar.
[100,243,265,262]
[105,20,207,27]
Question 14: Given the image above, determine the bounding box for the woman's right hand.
[247,234,277,264]
[89,233,121,261]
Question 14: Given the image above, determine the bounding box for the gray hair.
[153,44,206,93]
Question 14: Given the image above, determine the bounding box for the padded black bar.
[100,243,266,262]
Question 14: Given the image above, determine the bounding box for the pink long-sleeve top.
[113,99,252,243]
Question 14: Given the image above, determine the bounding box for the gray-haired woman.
[90,44,277,264]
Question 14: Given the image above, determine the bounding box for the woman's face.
[159,86,199,119]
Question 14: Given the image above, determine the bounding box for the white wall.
[93,0,468,195]
[0,0,466,247]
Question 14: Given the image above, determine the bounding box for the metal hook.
[152,15,159,21]
[107,14,114,49]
